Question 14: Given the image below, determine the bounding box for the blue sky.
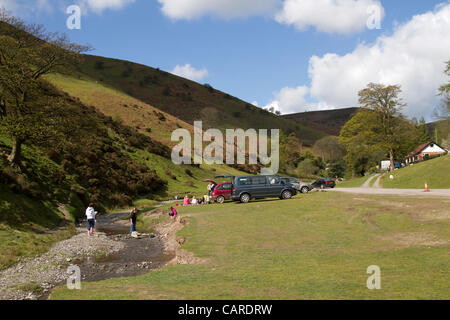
[3,0,450,120]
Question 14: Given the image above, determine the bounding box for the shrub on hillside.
[164,168,177,180]
[185,181,194,187]
[185,168,193,177]
[110,193,132,208]
[163,86,171,96]
[203,83,214,93]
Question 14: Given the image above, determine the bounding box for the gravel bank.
[0,228,125,300]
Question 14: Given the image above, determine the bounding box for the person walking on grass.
[86,203,97,236]
[130,207,138,234]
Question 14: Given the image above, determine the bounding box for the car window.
[269,176,281,185]
[216,185,223,190]
[222,183,232,190]
[251,176,267,185]
[238,177,251,185]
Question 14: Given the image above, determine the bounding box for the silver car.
[282,177,312,194]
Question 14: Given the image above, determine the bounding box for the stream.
[40,210,176,299]
[76,211,175,282]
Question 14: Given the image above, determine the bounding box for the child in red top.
[169,206,178,219]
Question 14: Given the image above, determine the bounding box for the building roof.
[408,142,445,157]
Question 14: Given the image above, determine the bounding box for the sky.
[1,0,449,120]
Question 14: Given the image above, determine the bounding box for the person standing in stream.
[130,208,138,234]
[86,203,97,236]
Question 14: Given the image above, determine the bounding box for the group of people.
[183,194,210,206]
[85,203,179,237]
[84,181,220,236]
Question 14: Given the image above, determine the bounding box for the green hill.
[283,108,359,136]
[382,155,450,189]
[74,54,327,146]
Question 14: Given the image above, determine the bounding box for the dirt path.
[373,174,384,189]
[362,174,380,188]
[332,188,450,197]
[0,205,188,300]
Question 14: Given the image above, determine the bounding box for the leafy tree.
[340,103,420,176]
[313,136,346,161]
[0,11,89,167]
[340,109,392,176]
[301,150,315,160]
[279,132,302,171]
[433,61,450,148]
[327,160,346,178]
[297,159,318,177]
[417,117,431,145]
[356,83,410,171]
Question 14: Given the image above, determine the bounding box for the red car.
[204,179,232,203]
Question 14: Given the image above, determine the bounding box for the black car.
[231,175,297,203]
[311,178,336,189]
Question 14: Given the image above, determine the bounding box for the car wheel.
[240,194,251,203]
[281,190,293,200]
[301,187,310,194]
[216,196,225,204]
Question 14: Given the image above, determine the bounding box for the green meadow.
[51,192,450,300]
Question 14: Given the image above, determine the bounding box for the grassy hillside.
[129,150,245,199]
[46,73,194,146]
[0,135,83,269]
[74,55,327,146]
[51,192,450,299]
[382,155,450,189]
[283,108,359,136]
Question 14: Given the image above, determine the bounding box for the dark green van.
[230,175,297,203]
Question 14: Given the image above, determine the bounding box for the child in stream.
[86,203,97,236]
[130,208,138,233]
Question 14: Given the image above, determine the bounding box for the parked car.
[211,182,233,203]
[311,178,336,189]
[394,163,403,169]
[231,175,297,203]
[281,177,312,194]
[203,179,232,203]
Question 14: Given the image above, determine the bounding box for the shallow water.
[42,211,175,299]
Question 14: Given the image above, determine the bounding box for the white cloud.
[264,86,309,114]
[76,0,135,14]
[158,0,385,34]
[157,0,280,20]
[307,3,450,118]
[0,0,134,16]
[0,0,16,11]
[276,0,385,34]
[171,64,209,81]
[0,0,52,15]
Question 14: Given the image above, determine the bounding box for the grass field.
[382,156,450,189]
[51,192,450,300]
[336,175,372,188]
